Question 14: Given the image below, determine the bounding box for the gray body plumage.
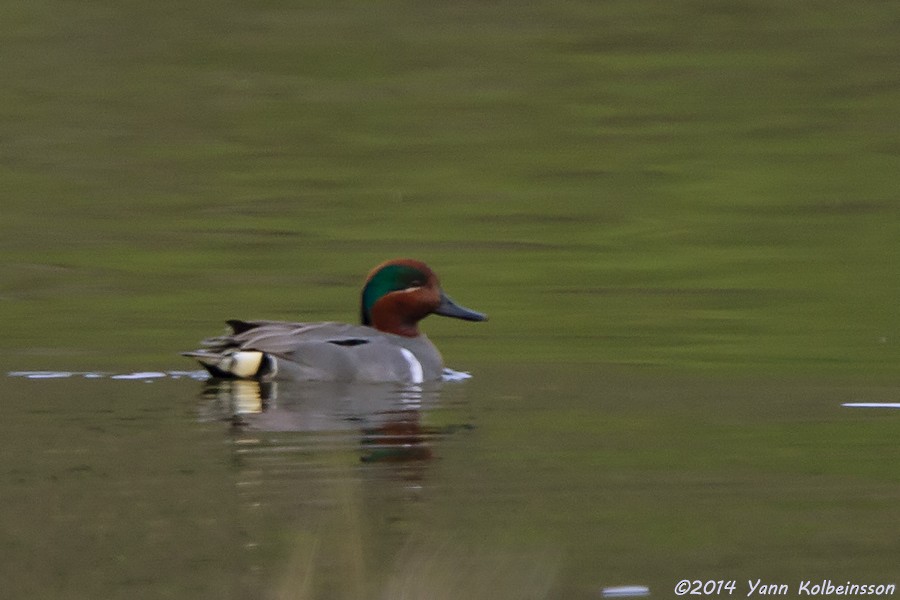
[183,320,444,383]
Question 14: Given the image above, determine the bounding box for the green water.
[1,1,899,598]
[3,369,898,599]
[2,0,898,373]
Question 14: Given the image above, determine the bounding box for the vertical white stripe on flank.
[398,348,424,384]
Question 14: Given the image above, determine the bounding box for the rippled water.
[3,365,898,599]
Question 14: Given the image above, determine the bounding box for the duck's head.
[360,258,487,337]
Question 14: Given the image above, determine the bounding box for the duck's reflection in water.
[197,379,471,464]
[194,378,477,598]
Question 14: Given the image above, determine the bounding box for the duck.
[182,258,487,383]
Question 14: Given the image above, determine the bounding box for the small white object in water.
[842,402,900,409]
[8,371,75,379]
[442,368,472,382]
[601,585,650,598]
[111,372,167,380]
[167,370,210,380]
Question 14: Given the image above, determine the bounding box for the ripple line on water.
[7,370,210,381]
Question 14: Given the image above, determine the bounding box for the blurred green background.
[2,0,898,374]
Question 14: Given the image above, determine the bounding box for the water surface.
[3,365,897,599]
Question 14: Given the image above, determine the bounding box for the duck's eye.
[409,279,424,287]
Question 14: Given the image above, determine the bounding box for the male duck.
[183,258,487,383]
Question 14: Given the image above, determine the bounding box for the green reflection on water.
[1,0,898,374]
[2,366,898,599]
